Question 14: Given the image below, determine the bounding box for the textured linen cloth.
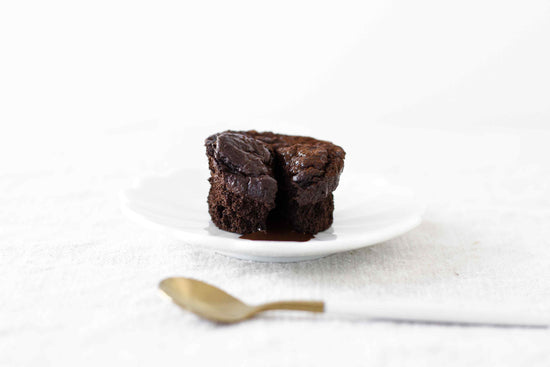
[1,121,550,366]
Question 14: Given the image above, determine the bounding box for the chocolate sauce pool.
[239,217,314,242]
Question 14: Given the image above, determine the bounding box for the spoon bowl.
[160,277,255,322]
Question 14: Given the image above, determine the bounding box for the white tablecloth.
[2,121,550,366]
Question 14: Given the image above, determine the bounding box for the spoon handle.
[325,302,549,327]
[256,301,324,313]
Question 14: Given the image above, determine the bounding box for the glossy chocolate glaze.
[212,132,271,176]
[205,132,278,203]
[240,130,345,206]
[239,216,314,242]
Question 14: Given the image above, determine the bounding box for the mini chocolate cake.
[205,131,345,234]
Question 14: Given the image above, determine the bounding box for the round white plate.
[120,169,425,262]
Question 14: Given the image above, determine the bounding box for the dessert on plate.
[205,130,345,235]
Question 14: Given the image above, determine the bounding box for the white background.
[1,1,550,366]
[1,0,549,130]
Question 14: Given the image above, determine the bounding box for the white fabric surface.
[2,121,550,366]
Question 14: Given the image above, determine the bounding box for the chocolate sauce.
[239,217,314,242]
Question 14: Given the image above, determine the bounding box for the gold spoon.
[159,277,323,323]
[159,277,549,326]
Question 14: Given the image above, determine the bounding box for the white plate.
[120,169,425,262]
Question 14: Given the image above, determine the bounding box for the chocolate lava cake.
[205,131,345,234]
